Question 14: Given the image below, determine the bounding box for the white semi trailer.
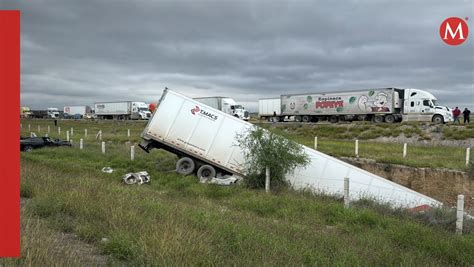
[140,89,441,208]
[194,96,250,121]
[63,105,92,118]
[94,101,151,120]
[258,98,283,122]
[259,88,452,123]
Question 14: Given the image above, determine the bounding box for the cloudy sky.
[2,0,473,111]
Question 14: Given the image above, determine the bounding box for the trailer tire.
[432,115,444,124]
[372,115,384,123]
[197,165,216,181]
[295,116,302,122]
[385,115,395,123]
[176,157,195,175]
[302,115,311,122]
[329,116,338,123]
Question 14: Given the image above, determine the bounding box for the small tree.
[236,127,310,190]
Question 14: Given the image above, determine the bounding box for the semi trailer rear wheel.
[197,165,216,181]
[176,157,195,175]
[295,116,302,122]
[372,115,384,123]
[302,115,311,122]
[329,116,338,123]
[384,115,395,123]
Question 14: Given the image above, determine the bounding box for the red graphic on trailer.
[191,106,200,115]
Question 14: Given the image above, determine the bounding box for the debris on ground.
[122,171,150,185]
[101,167,114,173]
[200,174,242,186]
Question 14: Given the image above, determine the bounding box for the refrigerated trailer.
[259,88,452,123]
[140,89,441,208]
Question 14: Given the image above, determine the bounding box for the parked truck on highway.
[259,88,452,123]
[94,101,151,120]
[194,96,249,121]
[258,98,283,122]
[30,108,60,119]
[20,106,32,118]
[63,105,92,119]
[139,88,441,208]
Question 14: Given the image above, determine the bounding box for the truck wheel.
[329,116,338,123]
[302,115,311,122]
[295,116,302,122]
[385,115,395,123]
[23,145,33,152]
[432,115,444,124]
[372,115,384,123]
[197,165,216,181]
[176,157,195,175]
[279,117,285,122]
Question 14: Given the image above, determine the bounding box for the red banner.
[0,10,20,257]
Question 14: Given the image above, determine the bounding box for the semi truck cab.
[221,98,249,121]
[47,108,60,119]
[132,102,152,120]
[401,89,452,123]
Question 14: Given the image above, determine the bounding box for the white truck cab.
[194,96,250,121]
[221,98,249,121]
[132,102,152,120]
[47,108,60,119]
[402,89,452,123]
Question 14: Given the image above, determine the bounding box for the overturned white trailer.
[140,89,441,208]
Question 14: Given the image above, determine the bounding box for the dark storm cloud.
[1,0,473,110]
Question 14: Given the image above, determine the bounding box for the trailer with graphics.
[139,89,441,208]
[260,88,452,123]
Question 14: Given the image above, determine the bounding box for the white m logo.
[443,22,465,40]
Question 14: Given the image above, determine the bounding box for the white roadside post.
[45,134,48,137]
[37,125,41,132]
[47,125,50,134]
[70,139,73,146]
[131,145,135,161]
[344,177,350,208]
[456,194,464,235]
[20,123,22,129]
[28,124,31,131]
[355,140,359,158]
[314,136,318,150]
[127,129,130,138]
[99,130,102,140]
[66,131,70,141]
[71,127,74,136]
[265,167,270,193]
[466,147,471,166]
[58,127,61,136]
[80,138,83,150]
[85,129,88,138]
[101,141,105,154]
[403,143,407,158]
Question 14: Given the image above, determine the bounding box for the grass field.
[3,119,472,265]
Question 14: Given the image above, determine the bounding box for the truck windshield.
[232,105,243,109]
[431,100,439,106]
[138,108,149,112]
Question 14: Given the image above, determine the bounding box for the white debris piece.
[101,167,114,173]
[122,171,150,185]
[200,174,242,186]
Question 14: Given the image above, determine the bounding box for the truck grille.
[244,111,249,117]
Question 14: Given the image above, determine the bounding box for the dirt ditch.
[342,157,474,211]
